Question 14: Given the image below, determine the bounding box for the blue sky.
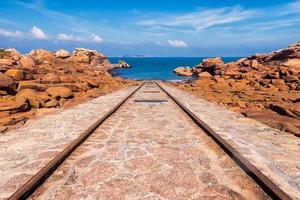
[0,0,300,56]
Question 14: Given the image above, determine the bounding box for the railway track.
[7,81,292,199]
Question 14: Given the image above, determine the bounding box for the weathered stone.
[115,60,131,68]
[198,71,212,78]
[86,88,103,98]
[0,90,8,95]
[283,59,300,76]
[239,67,251,73]
[17,81,47,92]
[251,60,259,69]
[271,79,289,91]
[5,69,24,80]
[285,75,299,83]
[16,89,50,108]
[0,59,14,66]
[264,72,280,79]
[17,56,35,68]
[46,87,73,98]
[173,67,193,76]
[79,77,99,87]
[269,49,297,61]
[3,48,21,61]
[224,63,239,76]
[28,49,54,63]
[0,72,15,89]
[41,73,61,83]
[59,75,76,83]
[58,98,66,106]
[201,57,225,75]
[269,103,300,119]
[55,49,70,58]
[71,48,103,63]
[0,98,29,112]
[45,99,58,108]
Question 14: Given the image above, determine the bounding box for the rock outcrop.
[54,49,70,59]
[173,67,194,76]
[0,47,135,132]
[172,41,300,136]
[115,60,131,68]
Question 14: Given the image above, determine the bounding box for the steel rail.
[8,82,145,200]
[155,81,291,200]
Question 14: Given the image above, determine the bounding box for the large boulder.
[0,72,15,89]
[283,59,300,76]
[72,48,94,63]
[86,88,104,98]
[46,86,73,98]
[115,60,131,68]
[251,59,259,69]
[59,75,76,83]
[285,75,299,83]
[28,49,54,63]
[17,81,47,92]
[198,71,212,78]
[5,69,24,80]
[79,76,100,87]
[224,63,240,76]
[269,103,300,119]
[0,98,29,112]
[41,73,61,84]
[268,49,298,61]
[55,49,70,59]
[0,59,14,66]
[242,109,300,136]
[200,57,225,75]
[45,99,58,108]
[173,67,193,76]
[271,79,289,91]
[2,48,21,61]
[71,48,105,63]
[15,89,50,108]
[17,56,35,68]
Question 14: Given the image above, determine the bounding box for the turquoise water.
[108,57,240,81]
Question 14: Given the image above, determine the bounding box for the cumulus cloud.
[91,34,103,43]
[31,26,48,39]
[0,29,22,38]
[57,33,83,42]
[167,40,188,47]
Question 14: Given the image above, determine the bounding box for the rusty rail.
[155,81,291,200]
[8,82,145,200]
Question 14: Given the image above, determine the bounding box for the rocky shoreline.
[172,41,300,136]
[0,48,136,132]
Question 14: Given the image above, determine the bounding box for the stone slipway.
[0,85,138,199]
[161,82,300,199]
[30,82,267,199]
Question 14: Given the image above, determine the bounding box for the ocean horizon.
[109,57,241,81]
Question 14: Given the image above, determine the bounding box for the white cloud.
[57,33,84,42]
[31,26,48,39]
[57,33,73,41]
[167,40,188,48]
[0,29,22,38]
[138,6,255,33]
[91,34,103,43]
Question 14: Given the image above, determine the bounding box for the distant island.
[121,55,149,58]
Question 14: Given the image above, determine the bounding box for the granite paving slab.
[0,85,138,199]
[160,82,300,200]
[30,83,268,200]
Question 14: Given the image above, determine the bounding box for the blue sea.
[108,57,240,81]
